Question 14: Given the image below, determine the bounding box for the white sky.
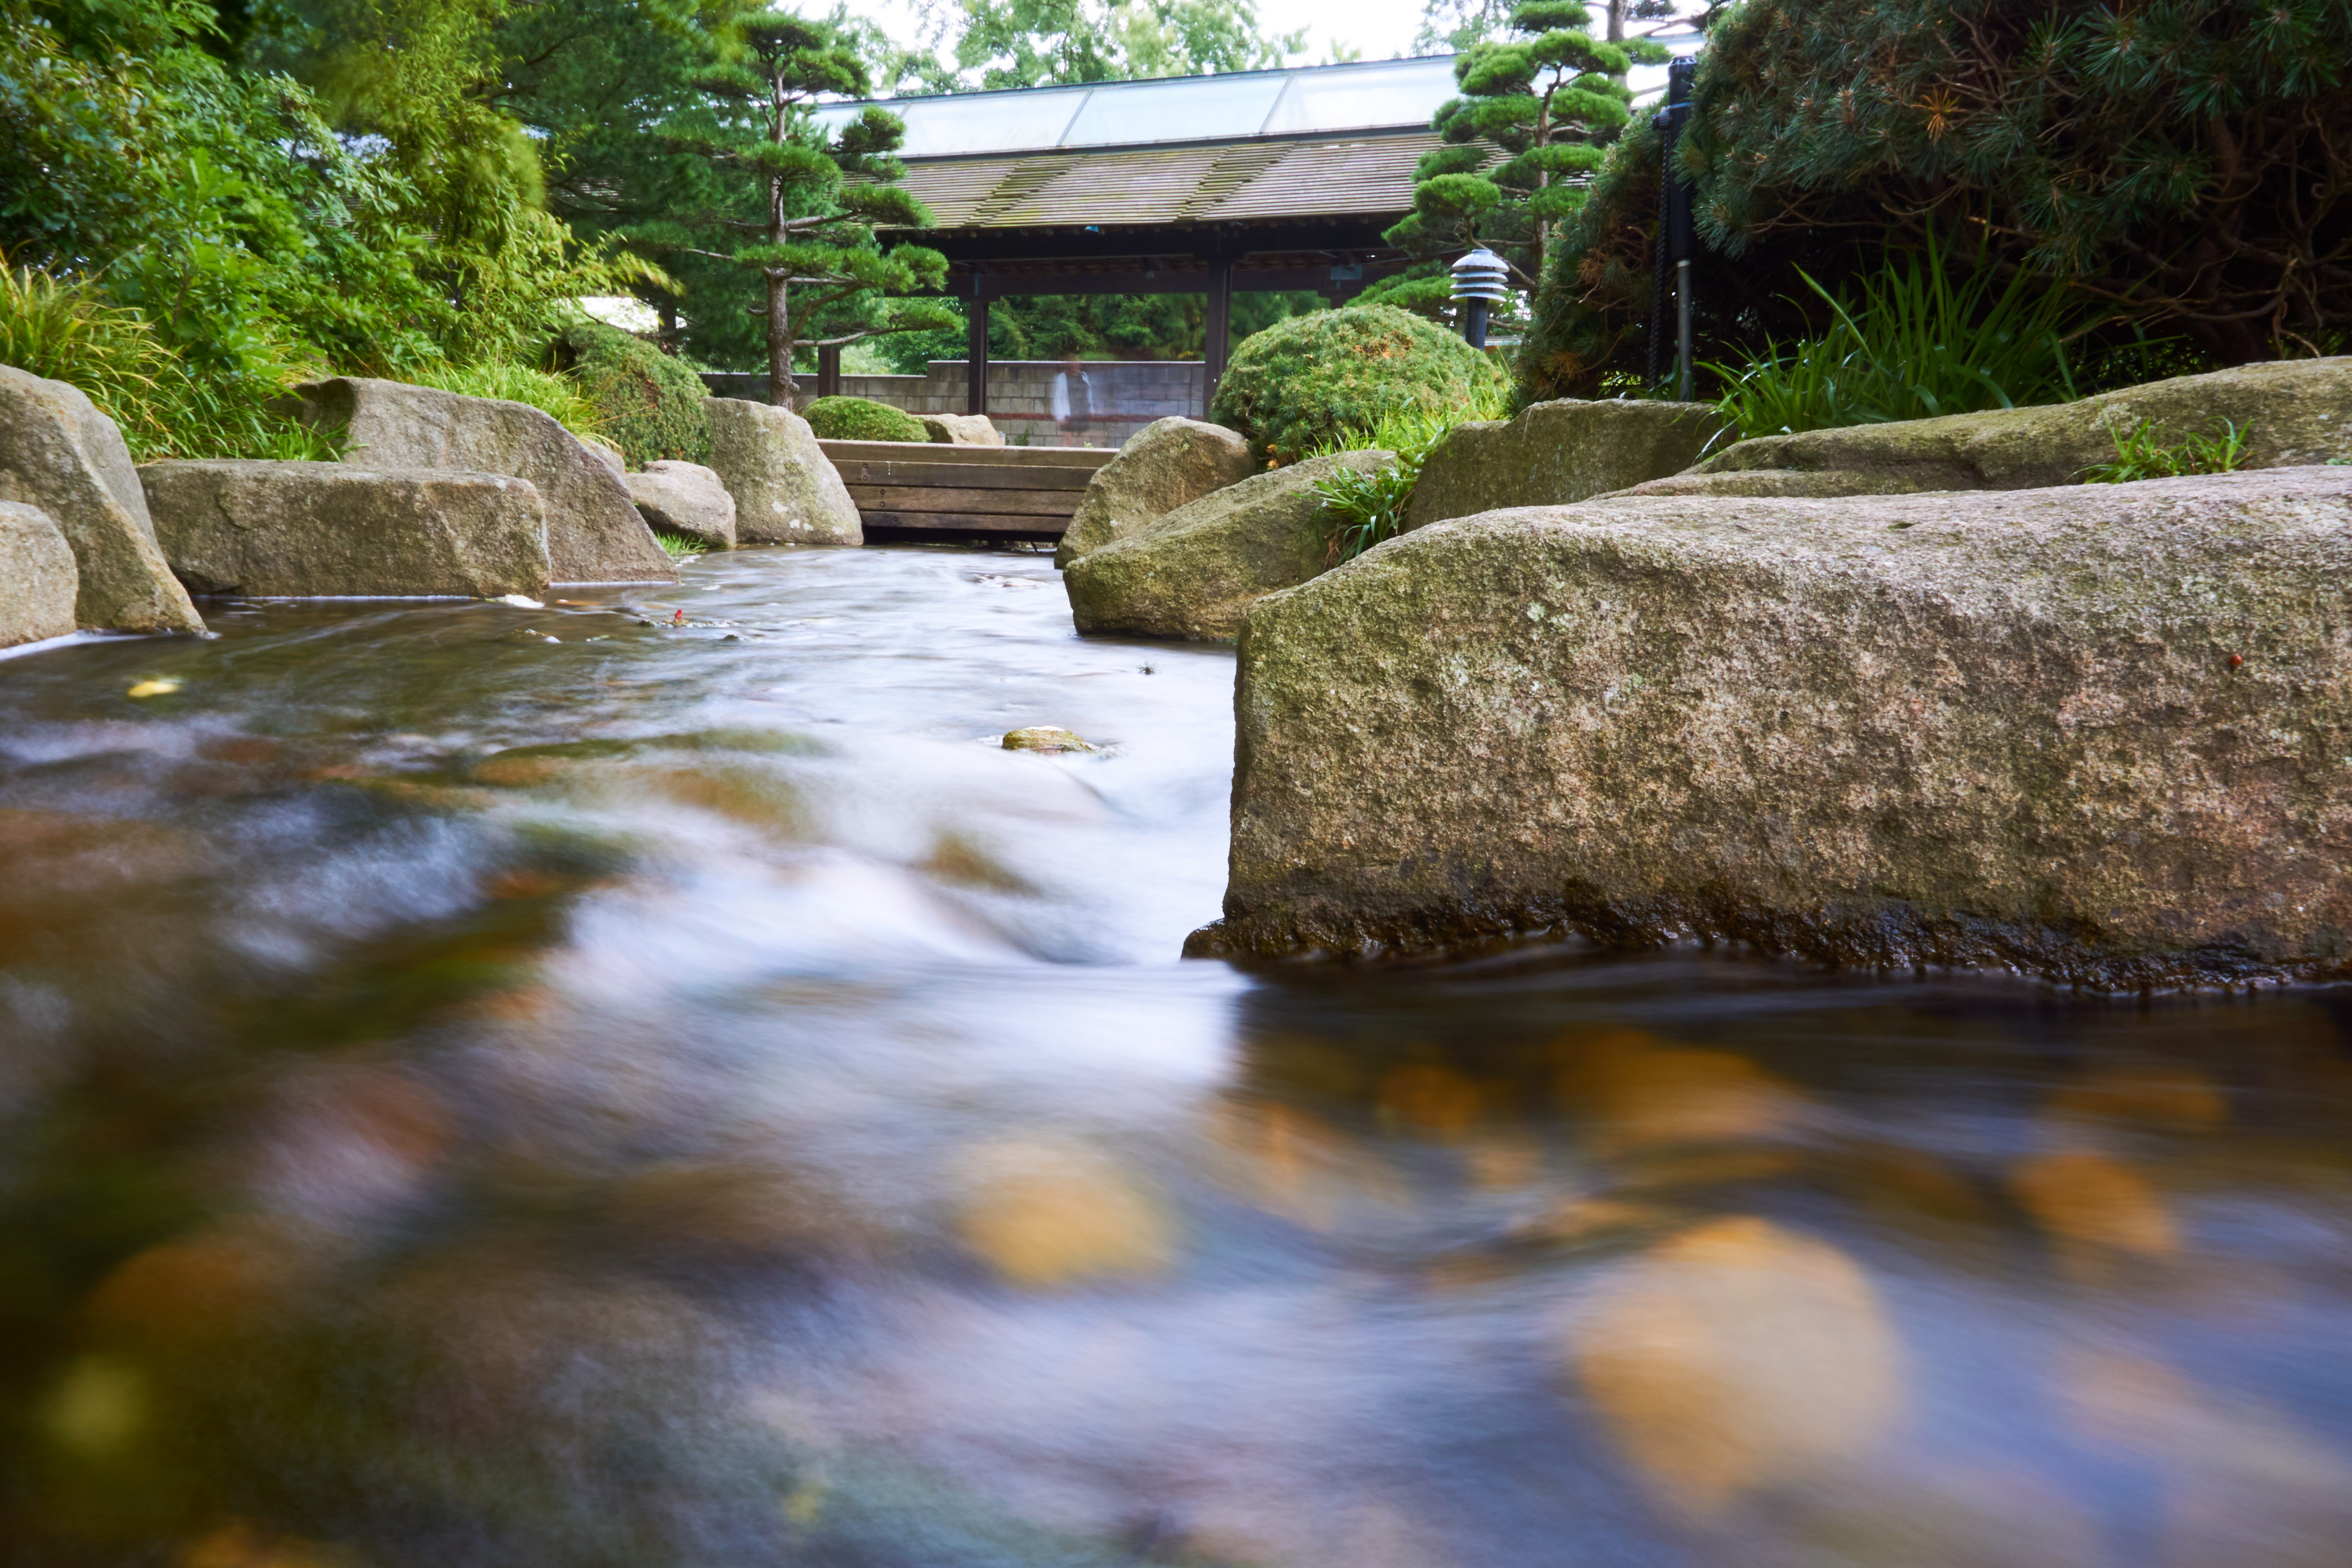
[850,1,1698,83]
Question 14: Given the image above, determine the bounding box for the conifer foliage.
[1525,0,2352,398]
[1385,1,1663,305]
[656,17,954,404]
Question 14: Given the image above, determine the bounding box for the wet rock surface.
[0,364,207,634]
[1206,468,2352,987]
[143,460,550,598]
[1064,449,1390,641]
[286,376,675,585]
[1627,358,2352,501]
[1402,397,1726,531]
[0,500,77,646]
[1002,725,1095,753]
[1055,416,1254,570]
[626,460,737,549]
[705,398,861,546]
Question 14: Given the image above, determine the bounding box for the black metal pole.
[1653,57,1697,395]
[1465,299,1490,350]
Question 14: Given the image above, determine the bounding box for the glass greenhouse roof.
[814,55,1462,160]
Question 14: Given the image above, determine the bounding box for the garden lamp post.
[1450,248,1510,350]
[1654,56,1698,399]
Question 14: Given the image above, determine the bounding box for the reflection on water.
[4,547,2352,1568]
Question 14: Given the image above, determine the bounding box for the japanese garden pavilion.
[814,56,1459,414]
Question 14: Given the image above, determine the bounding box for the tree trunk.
[1605,0,1623,41]
[766,270,793,408]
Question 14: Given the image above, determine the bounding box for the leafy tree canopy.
[906,0,1304,92]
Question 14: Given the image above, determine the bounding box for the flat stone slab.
[1626,357,2352,500]
[286,376,674,585]
[1203,467,2352,989]
[0,501,78,647]
[143,460,549,598]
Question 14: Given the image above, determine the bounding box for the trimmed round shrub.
[1209,304,1505,463]
[555,321,709,466]
[802,395,926,443]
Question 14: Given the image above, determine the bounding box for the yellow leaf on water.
[126,678,181,698]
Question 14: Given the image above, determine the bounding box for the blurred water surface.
[4,547,2352,1568]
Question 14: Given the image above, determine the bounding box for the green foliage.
[908,0,1305,92]
[1387,0,1661,307]
[553,321,710,464]
[649,16,950,397]
[2081,419,2249,484]
[652,528,710,559]
[1209,304,1507,464]
[1527,0,2352,398]
[1708,232,2101,440]
[802,395,927,442]
[401,358,607,444]
[1308,388,1511,563]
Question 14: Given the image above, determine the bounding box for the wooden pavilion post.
[1202,261,1233,417]
[966,278,990,417]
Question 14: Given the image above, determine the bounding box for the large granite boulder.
[1065,449,1391,641]
[920,413,1003,447]
[1401,398,1726,531]
[0,365,206,634]
[286,377,673,584]
[142,461,548,598]
[1629,358,2352,500]
[704,398,861,545]
[1199,467,2352,990]
[626,461,736,549]
[1055,416,1254,569]
[0,501,78,647]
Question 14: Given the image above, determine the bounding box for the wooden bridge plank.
[832,461,1095,492]
[818,439,1115,470]
[847,485,1081,516]
[859,509,1069,536]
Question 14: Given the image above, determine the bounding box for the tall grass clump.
[1708,232,2104,441]
[1310,382,1511,565]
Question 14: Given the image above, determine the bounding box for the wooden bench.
[819,440,1117,543]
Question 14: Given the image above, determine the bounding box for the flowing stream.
[4,545,2352,1568]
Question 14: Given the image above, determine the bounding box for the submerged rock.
[1064,449,1390,641]
[0,365,206,634]
[0,501,77,647]
[1402,398,1726,531]
[1055,416,1254,570]
[1204,468,2352,988]
[626,461,736,549]
[142,461,549,598]
[919,413,1004,447]
[1628,358,2352,500]
[1002,726,1095,754]
[704,398,860,546]
[284,376,675,585]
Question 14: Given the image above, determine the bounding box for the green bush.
[801,395,925,443]
[1522,0,2352,400]
[1209,304,1506,464]
[553,320,709,464]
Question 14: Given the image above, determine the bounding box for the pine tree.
[1385,0,1664,311]
[655,16,953,403]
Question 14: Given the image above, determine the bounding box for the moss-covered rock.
[1208,305,1505,463]
[802,396,926,443]
[1064,450,1391,640]
[1402,398,1728,530]
[1625,358,2352,500]
[1056,416,1254,569]
[554,322,711,467]
[1206,467,2352,988]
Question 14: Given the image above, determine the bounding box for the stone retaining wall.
[700,360,1207,448]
